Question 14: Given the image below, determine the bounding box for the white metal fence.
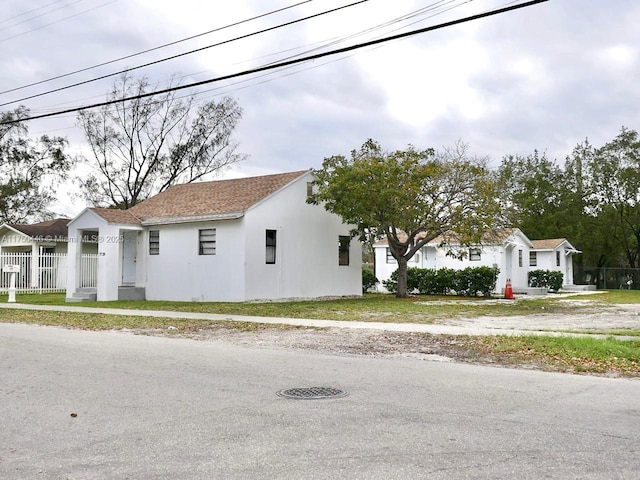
[80,254,99,288]
[0,252,99,294]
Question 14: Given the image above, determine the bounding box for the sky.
[1,0,639,217]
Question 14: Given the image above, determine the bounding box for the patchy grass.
[7,292,595,323]
[0,309,311,333]
[581,289,640,304]
[464,335,640,377]
[2,307,639,377]
[2,304,639,377]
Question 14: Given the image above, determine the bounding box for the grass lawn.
[4,290,634,323]
[1,290,640,377]
[469,334,640,377]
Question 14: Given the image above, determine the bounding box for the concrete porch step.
[66,289,97,302]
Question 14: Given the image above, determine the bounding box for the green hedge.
[362,268,379,293]
[528,270,564,292]
[382,266,499,297]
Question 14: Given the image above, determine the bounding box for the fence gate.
[0,252,67,294]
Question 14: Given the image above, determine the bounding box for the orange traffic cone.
[504,278,514,299]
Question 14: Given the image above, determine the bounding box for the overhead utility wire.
[1,0,548,125]
[0,0,118,43]
[32,0,456,112]
[0,0,85,33]
[0,0,368,108]
[0,0,314,96]
[266,0,470,67]
[0,0,68,25]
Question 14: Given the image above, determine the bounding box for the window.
[556,251,561,266]
[199,228,216,255]
[338,236,350,266]
[529,251,537,267]
[518,249,523,267]
[386,248,396,263]
[469,248,481,261]
[149,230,159,255]
[266,229,277,264]
[306,182,313,197]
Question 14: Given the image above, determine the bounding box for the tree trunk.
[395,256,409,298]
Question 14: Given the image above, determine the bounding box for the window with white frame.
[556,251,561,266]
[529,251,537,266]
[518,249,523,267]
[469,248,481,261]
[386,248,396,263]
[266,229,276,264]
[199,228,216,255]
[149,230,159,255]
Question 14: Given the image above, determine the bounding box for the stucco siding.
[144,220,245,302]
[244,175,361,300]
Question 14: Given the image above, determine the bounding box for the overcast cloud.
[1,0,638,216]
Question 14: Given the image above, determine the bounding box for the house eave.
[141,212,245,226]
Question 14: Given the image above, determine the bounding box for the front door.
[121,231,137,285]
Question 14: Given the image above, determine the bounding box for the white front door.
[122,231,137,285]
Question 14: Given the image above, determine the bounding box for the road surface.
[2,322,639,479]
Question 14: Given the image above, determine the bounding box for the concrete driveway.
[2,322,639,479]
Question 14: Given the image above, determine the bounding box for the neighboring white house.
[0,218,71,291]
[374,228,581,293]
[65,170,362,302]
[0,218,70,255]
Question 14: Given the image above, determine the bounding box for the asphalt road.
[2,323,640,480]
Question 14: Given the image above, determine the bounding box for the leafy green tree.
[0,106,72,223]
[563,139,622,273]
[588,127,640,269]
[77,74,246,208]
[309,139,499,297]
[497,151,566,239]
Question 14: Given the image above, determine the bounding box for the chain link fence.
[574,266,640,290]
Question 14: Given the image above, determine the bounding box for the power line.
[0,0,118,43]
[0,0,369,108]
[0,0,68,25]
[1,0,548,126]
[27,0,459,115]
[0,0,314,97]
[0,0,85,32]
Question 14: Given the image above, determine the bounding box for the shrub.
[453,266,499,297]
[434,268,457,295]
[529,269,564,292]
[382,269,399,293]
[383,266,499,296]
[362,268,379,293]
[381,267,423,294]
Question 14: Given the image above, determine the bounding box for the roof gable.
[531,238,580,253]
[90,208,141,225]
[129,170,310,223]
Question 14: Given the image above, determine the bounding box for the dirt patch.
[129,302,640,377]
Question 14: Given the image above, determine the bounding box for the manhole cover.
[276,387,348,400]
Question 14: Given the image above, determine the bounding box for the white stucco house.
[0,218,70,255]
[0,218,71,291]
[65,170,362,302]
[374,228,581,294]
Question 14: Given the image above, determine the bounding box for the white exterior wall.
[243,174,361,300]
[374,230,537,293]
[144,219,245,302]
[66,211,143,301]
[535,248,574,285]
